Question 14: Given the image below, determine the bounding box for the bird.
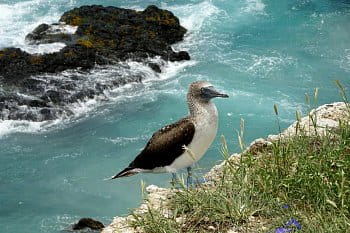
[109,81,228,186]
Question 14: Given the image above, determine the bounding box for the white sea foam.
[23,24,78,54]
[0,0,75,53]
[242,0,266,14]
[0,118,62,138]
[144,57,197,84]
[22,42,67,54]
[48,24,78,34]
[99,135,149,146]
[340,49,350,72]
[169,1,219,33]
[168,1,220,53]
[44,152,82,165]
[218,50,295,78]
[246,53,295,76]
[40,214,80,232]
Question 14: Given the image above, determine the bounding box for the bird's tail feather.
[106,167,138,180]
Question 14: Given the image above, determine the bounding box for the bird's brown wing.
[129,117,195,170]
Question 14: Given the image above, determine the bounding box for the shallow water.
[0,0,349,232]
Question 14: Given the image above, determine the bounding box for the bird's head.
[188,81,229,102]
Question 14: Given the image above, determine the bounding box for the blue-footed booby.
[109,81,228,185]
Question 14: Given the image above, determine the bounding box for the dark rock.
[0,4,189,80]
[42,90,65,104]
[148,63,161,73]
[25,23,77,45]
[72,218,104,231]
[0,48,33,84]
[69,89,96,102]
[169,51,191,62]
[28,99,49,108]
[21,78,45,92]
[39,108,66,121]
[111,75,143,87]
[0,5,190,122]
[39,108,56,121]
[26,24,50,40]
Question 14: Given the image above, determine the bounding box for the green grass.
[131,84,350,233]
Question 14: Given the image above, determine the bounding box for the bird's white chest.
[167,103,218,171]
[190,110,218,159]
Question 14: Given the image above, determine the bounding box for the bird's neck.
[188,98,218,120]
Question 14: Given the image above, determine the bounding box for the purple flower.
[275,218,302,233]
[275,227,292,233]
[282,204,290,209]
[286,218,302,230]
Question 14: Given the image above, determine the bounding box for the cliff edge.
[102,102,349,233]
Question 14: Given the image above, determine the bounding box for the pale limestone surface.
[280,102,348,137]
[102,102,349,233]
[102,185,173,233]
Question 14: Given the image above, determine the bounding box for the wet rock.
[27,99,49,108]
[25,23,50,41]
[21,78,45,92]
[69,89,96,102]
[39,108,58,121]
[111,75,143,87]
[42,90,62,104]
[0,5,189,80]
[25,23,77,45]
[0,5,189,122]
[148,63,161,73]
[72,218,105,231]
[0,46,98,85]
[169,51,191,62]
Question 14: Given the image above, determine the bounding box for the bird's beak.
[202,86,229,98]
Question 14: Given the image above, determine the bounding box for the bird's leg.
[187,166,193,187]
[187,166,208,187]
[171,173,178,186]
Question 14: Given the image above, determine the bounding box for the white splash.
[0,0,75,53]
[47,24,78,35]
[23,23,78,54]
[169,1,220,32]
[218,49,295,78]
[0,118,62,138]
[246,53,294,76]
[168,1,220,53]
[242,0,266,14]
[22,42,67,54]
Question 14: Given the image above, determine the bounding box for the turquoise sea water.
[0,0,349,232]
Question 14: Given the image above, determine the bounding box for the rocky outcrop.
[0,5,190,122]
[72,217,105,231]
[25,23,78,45]
[101,102,349,233]
[1,5,189,81]
[0,46,99,84]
